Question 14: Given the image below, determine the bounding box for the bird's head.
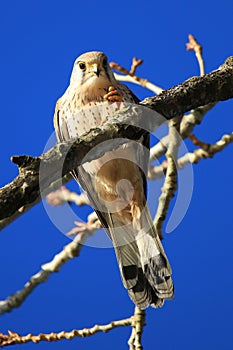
[70,51,116,90]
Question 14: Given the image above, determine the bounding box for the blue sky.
[0,1,233,349]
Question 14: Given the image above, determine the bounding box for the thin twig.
[186,34,205,76]
[188,134,210,150]
[150,34,207,163]
[128,307,146,350]
[46,186,90,206]
[189,132,233,162]
[149,103,216,162]
[149,99,216,163]
[130,57,144,75]
[149,132,233,179]
[0,317,133,347]
[110,61,163,95]
[0,298,146,349]
[150,32,209,163]
[153,117,182,238]
[114,73,163,95]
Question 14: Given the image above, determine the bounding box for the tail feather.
[108,207,174,309]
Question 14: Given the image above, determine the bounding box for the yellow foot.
[104,86,123,103]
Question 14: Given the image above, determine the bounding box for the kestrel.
[54,51,174,309]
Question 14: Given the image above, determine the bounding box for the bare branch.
[0,231,94,315]
[114,72,163,95]
[111,56,163,94]
[153,117,181,239]
[186,34,205,76]
[130,57,144,75]
[46,186,90,207]
[150,33,209,163]
[0,38,232,350]
[128,307,146,350]
[113,35,206,96]
[141,56,233,119]
[0,173,72,231]
[0,110,149,228]
[149,132,233,180]
[0,316,133,347]
[0,306,146,348]
[149,102,216,162]
[188,133,210,150]
[110,61,131,75]
[188,132,233,162]
[17,134,230,318]
[0,57,233,230]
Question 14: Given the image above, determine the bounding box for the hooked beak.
[90,63,101,77]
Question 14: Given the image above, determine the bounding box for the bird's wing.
[54,98,70,142]
[53,97,110,228]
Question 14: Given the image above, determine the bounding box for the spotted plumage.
[54,51,174,309]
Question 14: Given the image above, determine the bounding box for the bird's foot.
[104,86,123,104]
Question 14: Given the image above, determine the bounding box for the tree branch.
[0,110,149,227]
[111,59,163,95]
[149,132,233,179]
[186,34,205,76]
[46,186,90,207]
[153,117,181,239]
[0,317,132,347]
[141,56,233,119]
[0,307,144,348]
[128,307,146,350]
[0,56,232,230]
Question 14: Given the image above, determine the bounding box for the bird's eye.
[102,57,108,67]
[79,62,86,70]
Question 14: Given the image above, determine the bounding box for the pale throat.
[78,73,115,103]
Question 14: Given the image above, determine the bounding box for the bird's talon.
[104,86,123,103]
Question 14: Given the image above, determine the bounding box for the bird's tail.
[108,205,174,309]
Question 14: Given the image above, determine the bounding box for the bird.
[53,51,174,309]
